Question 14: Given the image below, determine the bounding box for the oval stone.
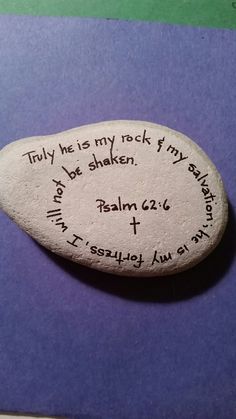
[0,121,228,277]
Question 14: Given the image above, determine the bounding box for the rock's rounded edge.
[0,120,229,277]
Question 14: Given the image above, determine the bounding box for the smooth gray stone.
[0,121,228,277]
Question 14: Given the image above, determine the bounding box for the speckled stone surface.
[0,121,228,276]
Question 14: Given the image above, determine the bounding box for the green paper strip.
[0,0,235,29]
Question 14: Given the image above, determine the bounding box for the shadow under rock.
[38,202,236,303]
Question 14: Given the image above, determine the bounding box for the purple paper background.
[0,15,236,419]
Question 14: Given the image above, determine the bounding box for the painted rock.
[0,121,228,277]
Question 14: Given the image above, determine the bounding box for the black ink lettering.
[116,252,124,265]
[163,199,170,211]
[151,251,159,265]
[92,153,103,168]
[206,204,212,213]
[198,173,208,182]
[188,163,196,172]
[47,149,55,165]
[188,162,215,222]
[177,244,189,255]
[191,229,210,244]
[109,151,119,164]
[90,246,97,254]
[151,251,172,265]
[126,156,134,165]
[67,234,83,247]
[46,209,62,218]
[22,150,36,164]
[47,208,61,213]
[77,140,90,150]
[52,179,66,204]
[34,154,43,163]
[122,134,133,142]
[59,143,74,154]
[119,155,127,164]
[133,254,145,269]
[88,161,96,171]
[53,195,62,204]
[172,152,188,165]
[204,193,216,203]
[167,145,188,164]
[52,179,66,188]
[206,212,213,222]
[142,129,151,145]
[157,137,165,152]
[82,140,90,149]
[105,250,118,259]
[95,136,115,147]
[103,158,111,166]
[123,201,137,211]
[62,165,82,180]
[202,187,210,196]
[142,200,149,211]
[118,196,122,211]
[96,199,106,212]
[150,200,157,210]
[97,248,105,256]
[95,137,106,147]
[160,252,172,263]
[88,152,134,171]
[48,211,68,232]
[167,144,178,156]
[110,204,119,211]
[96,197,137,213]
[122,130,151,145]
[130,217,140,235]
[22,148,55,165]
[55,220,68,232]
